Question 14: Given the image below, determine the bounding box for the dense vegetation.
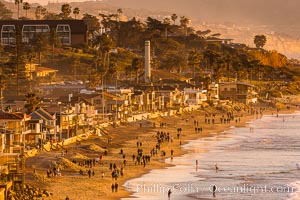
[0,2,300,99]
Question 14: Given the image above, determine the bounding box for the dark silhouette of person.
[168,189,172,199]
[88,169,91,178]
[215,163,219,173]
[115,182,118,192]
[212,185,216,197]
[111,183,115,192]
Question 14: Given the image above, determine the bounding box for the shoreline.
[24,105,299,200]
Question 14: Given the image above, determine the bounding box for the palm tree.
[35,5,47,20]
[61,3,72,19]
[14,0,23,20]
[73,7,80,19]
[171,14,177,25]
[92,33,113,69]
[49,28,61,67]
[163,17,171,38]
[23,2,30,18]
[180,16,190,37]
[131,57,142,84]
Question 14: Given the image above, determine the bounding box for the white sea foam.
[123,112,300,200]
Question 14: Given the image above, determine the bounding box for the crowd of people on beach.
[36,103,285,199]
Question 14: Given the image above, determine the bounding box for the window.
[1,25,16,45]
[22,25,50,43]
[56,24,71,45]
[29,123,36,130]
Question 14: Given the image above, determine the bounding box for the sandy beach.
[24,104,298,200]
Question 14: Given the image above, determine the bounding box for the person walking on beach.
[115,182,118,192]
[215,163,219,173]
[212,185,216,197]
[111,183,115,192]
[168,189,172,200]
[88,169,91,178]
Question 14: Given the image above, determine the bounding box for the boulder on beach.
[59,158,83,171]
[86,144,106,152]
[71,153,89,160]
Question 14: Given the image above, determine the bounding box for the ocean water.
[123,112,300,200]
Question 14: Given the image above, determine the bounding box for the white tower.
[144,40,151,83]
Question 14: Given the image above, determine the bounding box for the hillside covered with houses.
[0,1,300,199]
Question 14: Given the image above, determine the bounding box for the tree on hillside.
[82,13,100,33]
[188,49,201,82]
[14,0,23,19]
[180,16,190,37]
[224,54,233,81]
[25,46,35,92]
[61,3,72,19]
[131,57,142,84]
[196,29,211,38]
[0,1,13,19]
[73,7,80,19]
[23,2,30,18]
[0,74,7,110]
[145,17,164,38]
[163,17,171,38]
[254,35,267,49]
[43,12,61,20]
[203,50,221,82]
[49,28,61,67]
[31,33,49,64]
[13,25,27,96]
[99,13,113,30]
[171,14,177,25]
[71,55,80,77]
[25,92,40,113]
[116,8,123,22]
[35,6,47,20]
[118,17,144,49]
[92,33,114,71]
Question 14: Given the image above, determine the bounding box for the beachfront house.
[29,108,56,145]
[218,82,257,104]
[183,88,207,106]
[0,111,31,153]
[59,106,78,139]
[131,90,156,113]
[132,90,144,112]
[105,88,132,121]
[24,63,58,81]
[153,85,178,111]
[209,83,219,100]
